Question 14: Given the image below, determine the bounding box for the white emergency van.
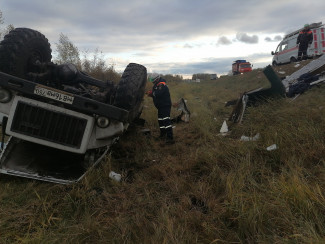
[271,22,325,65]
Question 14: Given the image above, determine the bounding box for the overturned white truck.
[0,28,147,183]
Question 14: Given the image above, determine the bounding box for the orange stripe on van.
[276,46,298,56]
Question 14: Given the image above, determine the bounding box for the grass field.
[1,61,325,243]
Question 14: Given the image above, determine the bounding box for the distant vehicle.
[210,74,218,80]
[271,22,325,66]
[232,60,252,75]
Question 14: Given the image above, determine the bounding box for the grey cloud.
[2,1,324,50]
[265,35,282,42]
[236,33,259,44]
[183,43,193,48]
[217,36,232,45]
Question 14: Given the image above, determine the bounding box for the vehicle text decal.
[34,85,74,104]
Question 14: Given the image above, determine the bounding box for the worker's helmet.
[304,24,309,28]
[148,73,160,82]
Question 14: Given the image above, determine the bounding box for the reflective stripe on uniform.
[159,125,173,129]
[158,117,170,120]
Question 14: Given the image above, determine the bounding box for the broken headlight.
[96,116,110,128]
[0,87,12,103]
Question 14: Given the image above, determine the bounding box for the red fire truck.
[232,60,252,75]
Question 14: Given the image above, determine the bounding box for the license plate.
[34,85,74,104]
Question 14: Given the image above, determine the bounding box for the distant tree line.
[161,74,183,82]
[0,10,14,41]
[54,33,121,83]
[146,73,184,82]
[192,73,211,80]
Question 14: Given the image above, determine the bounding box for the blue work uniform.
[151,78,173,140]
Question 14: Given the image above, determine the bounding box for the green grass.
[1,63,325,243]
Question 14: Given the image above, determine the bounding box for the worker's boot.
[165,128,175,145]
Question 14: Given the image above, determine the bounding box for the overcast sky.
[1,0,325,77]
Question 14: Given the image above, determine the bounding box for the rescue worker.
[296,24,313,61]
[147,74,174,144]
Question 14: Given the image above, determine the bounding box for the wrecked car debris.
[219,120,229,136]
[282,54,325,90]
[287,71,325,97]
[283,54,325,97]
[227,54,325,123]
[0,28,147,184]
[109,171,122,182]
[240,133,260,141]
[228,65,286,123]
[266,144,278,151]
[172,98,190,123]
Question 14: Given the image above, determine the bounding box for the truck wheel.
[290,57,297,63]
[272,61,278,66]
[113,63,147,122]
[0,28,52,79]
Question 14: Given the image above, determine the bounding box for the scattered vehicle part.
[266,144,277,151]
[228,54,325,125]
[109,171,121,182]
[140,128,151,135]
[0,28,147,183]
[172,98,190,123]
[286,72,325,97]
[219,120,229,136]
[228,94,249,124]
[282,53,325,92]
[271,22,325,66]
[232,60,252,75]
[240,133,260,141]
[228,65,286,123]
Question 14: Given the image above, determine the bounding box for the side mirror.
[271,51,275,55]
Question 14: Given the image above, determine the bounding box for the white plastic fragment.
[266,144,278,151]
[240,133,260,141]
[219,120,229,134]
[109,171,121,182]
